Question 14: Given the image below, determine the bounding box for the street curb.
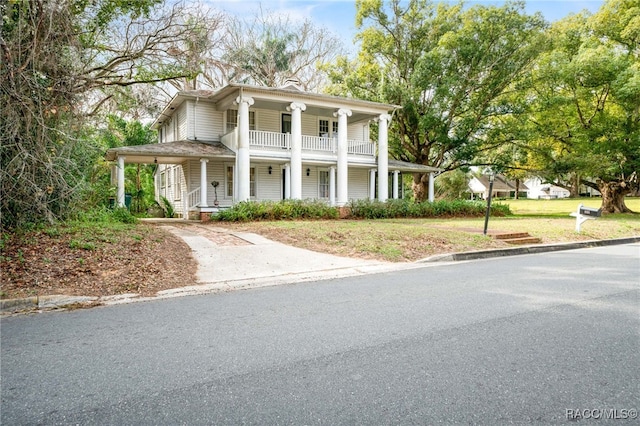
[418,236,640,262]
[0,295,99,314]
[3,237,638,314]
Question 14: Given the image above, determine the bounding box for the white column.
[369,169,376,200]
[377,113,391,202]
[428,172,435,202]
[334,108,352,206]
[284,163,291,199]
[288,102,306,199]
[329,166,336,206]
[236,95,254,202]
[200,158,208,207]
[393,170,400,199]
[116,156,125,207]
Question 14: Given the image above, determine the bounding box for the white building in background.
[524,178,571,199]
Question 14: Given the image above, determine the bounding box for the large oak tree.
[519,0,639,212]
[324,0,546,200]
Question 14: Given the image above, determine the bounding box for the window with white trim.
[174,168,181,200]
[225,165,256,198]
[318,119,338,137]
[226,109,255,132]
[318,170,329,198]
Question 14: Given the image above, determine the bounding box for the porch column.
[428,172,435,202]
[288,102,306,199]
[393,170,400,199]
[116,156,125,207]
[236,95,254,202]
[329,166,336,206]
[377,113,391,202]
[369,169,376,200]
[334,108,352,206]
[284,164,291,199]
[200,158,208,207]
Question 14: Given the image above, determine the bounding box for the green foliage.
[435,170,471,200]
[110,207,138,224]
[160,196,175,218]
[349,199,511,219]
[216,200,339,222]
[0,0,202,231]
[325,0,547,200]
[515,0,640,212]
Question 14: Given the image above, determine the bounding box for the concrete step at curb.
[492,232,531,240]
[503,237,543,245]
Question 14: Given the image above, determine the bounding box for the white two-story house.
[106,83,441,219]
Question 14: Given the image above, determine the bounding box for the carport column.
[288,102,306,199]
[334,108,352,206]
[377,113,391,202]
[199,158,208,207]
[428,172,435,202]
[393,170,400,199]
[329,166,336,206]
[116,156,125,207]
[236,95,254,202]
[284,163,291,199]
[369,169,376,200]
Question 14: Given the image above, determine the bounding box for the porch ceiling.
[105,140,235,164]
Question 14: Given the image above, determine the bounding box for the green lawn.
[500,197,640,216]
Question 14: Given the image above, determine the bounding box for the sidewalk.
[2,222,639,314]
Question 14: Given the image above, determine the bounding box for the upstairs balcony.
[221,129,377,159]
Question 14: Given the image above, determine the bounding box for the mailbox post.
[570,203,602,232]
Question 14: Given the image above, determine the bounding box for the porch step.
[492,232,542,245]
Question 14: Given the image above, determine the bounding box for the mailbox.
[579,206,602,217]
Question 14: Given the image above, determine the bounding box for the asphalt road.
[2,243,639,425]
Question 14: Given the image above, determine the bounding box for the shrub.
[216,200,339,221]
[160,196,175,218]
[348,199,511,219]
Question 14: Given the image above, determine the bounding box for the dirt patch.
[1,224,197,300]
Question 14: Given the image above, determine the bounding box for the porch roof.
[105,140,234,164]
[388,160,442,173]
[472,175,529,192]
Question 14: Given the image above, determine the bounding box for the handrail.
[187,187,201,210]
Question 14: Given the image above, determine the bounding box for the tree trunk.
[570,174,580,198]
[514,179,520,200]
[598,181,633,213]
[412,173,428,202]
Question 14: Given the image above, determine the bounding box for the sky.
[205,0,605,47]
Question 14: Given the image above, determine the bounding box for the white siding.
[348,122,369,141]
[255,163,282,201]
[164,119,175,143]
[176,104,187,140]
[301,165,319,199]
[301,114,317,136]
[258,109,280,133]
[348,168,369,200]
[191,101,223,141]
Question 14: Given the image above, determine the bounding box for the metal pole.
[483,175,495,236]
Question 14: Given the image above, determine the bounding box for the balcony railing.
[241,130,375,157]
